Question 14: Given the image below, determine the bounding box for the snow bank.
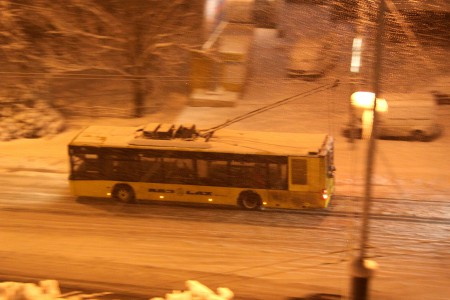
[0,280,233,300]
[0,280,62,300]
[150,280,234,300]
[0,280,112,300]
[0,101,65,141]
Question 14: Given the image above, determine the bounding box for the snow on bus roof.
[69,125,330,156]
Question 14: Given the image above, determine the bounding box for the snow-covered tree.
[1,0,202,117]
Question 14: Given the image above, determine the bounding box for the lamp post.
[350,0,386,299]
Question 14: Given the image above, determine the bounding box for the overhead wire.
[199,79,340,137]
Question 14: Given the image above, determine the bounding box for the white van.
[345,93,441,141]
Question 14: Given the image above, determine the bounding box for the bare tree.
[1,0,202,117]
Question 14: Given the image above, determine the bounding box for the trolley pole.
[350,0,385,299]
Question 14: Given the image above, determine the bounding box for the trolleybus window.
[164,158,195,184]
[69,148,101,180]
[268,163,287,190]
[230,161,268,189]
[104,150,140,182]
[206,160,229,186]
[69,147,291,190]
[140,155,163,183]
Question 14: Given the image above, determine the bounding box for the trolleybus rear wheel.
[238,191,262,210]
[113,184,136,203]
[412,130,427,142]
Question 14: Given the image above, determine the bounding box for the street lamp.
[351,91,388,139]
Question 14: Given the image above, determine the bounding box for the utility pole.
[350,0,385,299]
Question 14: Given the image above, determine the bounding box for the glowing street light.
[351,91,388,139]
[351,91,388,111]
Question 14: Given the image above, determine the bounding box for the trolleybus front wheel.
[113,184,136,203]
[238,191,262,210]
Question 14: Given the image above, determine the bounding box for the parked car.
[342,93,442,141]
[286,39,338,80]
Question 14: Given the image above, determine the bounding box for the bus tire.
[238,191,262,210]
[113,184,136,203]
[412,130,428,142]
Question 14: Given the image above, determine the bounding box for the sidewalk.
[0,129,73,174]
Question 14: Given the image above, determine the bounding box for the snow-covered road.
[0,172,448,300]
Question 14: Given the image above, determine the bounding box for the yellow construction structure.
[189,0,255,107]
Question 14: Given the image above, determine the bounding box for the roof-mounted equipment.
[140,123,198,140]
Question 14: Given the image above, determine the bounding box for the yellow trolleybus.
[68,123,335,210]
